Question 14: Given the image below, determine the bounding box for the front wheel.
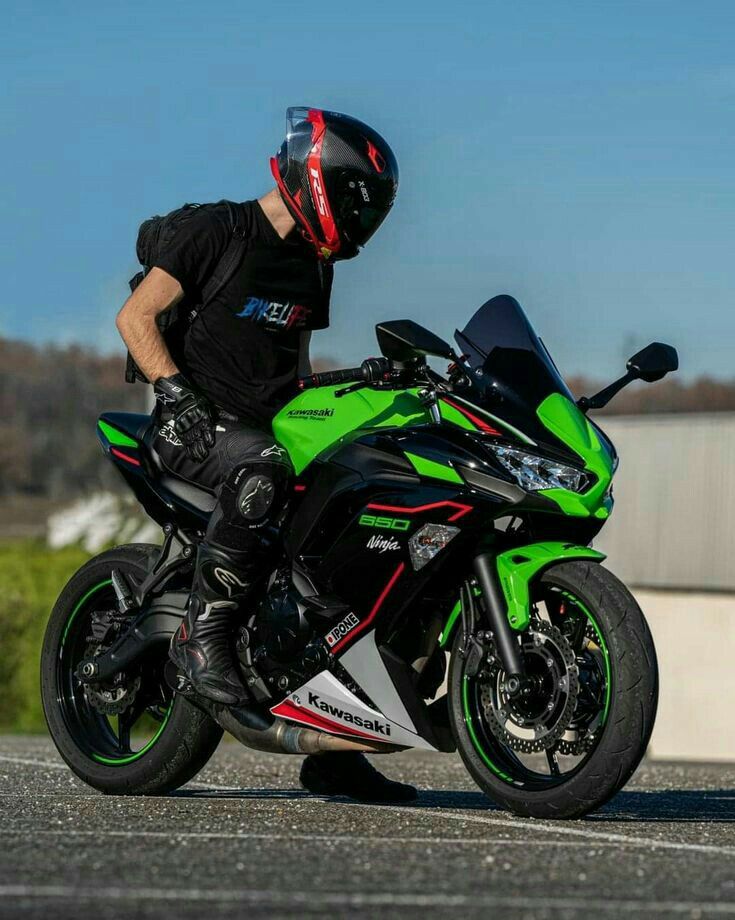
[448,561,658,819]
[41,544,223,795]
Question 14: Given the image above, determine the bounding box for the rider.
[115,107,416,802]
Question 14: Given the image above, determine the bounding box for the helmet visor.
[286,106,316,142]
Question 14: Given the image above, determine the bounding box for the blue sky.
[1,0,733,380]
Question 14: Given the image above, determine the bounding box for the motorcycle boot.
[170,542,254,707]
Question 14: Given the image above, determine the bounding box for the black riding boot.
[300,752,418,803]
[170,542,253,707]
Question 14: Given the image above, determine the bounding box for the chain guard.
[479,621,579,754]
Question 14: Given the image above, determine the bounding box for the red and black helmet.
[270,107,399,261]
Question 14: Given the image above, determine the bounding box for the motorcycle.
[41,294,678,818]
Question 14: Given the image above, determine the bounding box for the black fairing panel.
[286,427,513,646]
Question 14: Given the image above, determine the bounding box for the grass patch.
[0,540,89,732]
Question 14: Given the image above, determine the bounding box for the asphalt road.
[0,736,733,919]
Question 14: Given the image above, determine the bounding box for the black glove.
[154,374,215,463]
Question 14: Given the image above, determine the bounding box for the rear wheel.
[41,544,223,795]
[448,561,658,818]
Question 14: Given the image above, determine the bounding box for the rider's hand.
[154,374,215,463]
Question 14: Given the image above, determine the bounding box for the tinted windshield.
[454,295,574,443]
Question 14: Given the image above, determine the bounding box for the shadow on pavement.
[590,788,735,823]
[178,785,735,821]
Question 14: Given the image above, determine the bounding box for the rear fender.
[439,541,605,647]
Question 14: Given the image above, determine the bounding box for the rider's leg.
[155,418,293,705]
[299,752,418,803]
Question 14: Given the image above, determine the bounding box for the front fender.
[439,541,605,646]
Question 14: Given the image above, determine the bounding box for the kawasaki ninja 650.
[41,294,678,818]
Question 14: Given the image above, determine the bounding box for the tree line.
[0,338,146,499]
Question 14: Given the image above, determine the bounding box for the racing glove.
[154,374,215,463]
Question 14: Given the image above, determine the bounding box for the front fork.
[466,544,607,697]
[472,553,524,682]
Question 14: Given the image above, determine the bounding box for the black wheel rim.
[462,583,612,790]
[56,579,174,766]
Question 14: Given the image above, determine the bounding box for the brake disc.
[558,625,607,755]
[82,641,141,716]
[480,621,579,754]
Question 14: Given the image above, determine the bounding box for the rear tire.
[41,543,223,795]
[448,561,658,819]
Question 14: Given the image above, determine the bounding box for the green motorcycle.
[41,294,677,818]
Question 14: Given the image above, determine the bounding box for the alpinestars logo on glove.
[306,692,391,735]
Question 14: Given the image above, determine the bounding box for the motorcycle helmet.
[270,107,399,261]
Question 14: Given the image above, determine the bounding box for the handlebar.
[298,358,390,391]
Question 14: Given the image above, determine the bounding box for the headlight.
[489,445,589,493]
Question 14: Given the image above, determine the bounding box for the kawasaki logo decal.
[287,408,334,419]
[306,691,391,735]
[359,514,410,531]
[325,612,360,647]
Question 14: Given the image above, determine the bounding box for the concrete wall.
[594,413,735,591]
[635,589,735,761]
[590,414,735,760]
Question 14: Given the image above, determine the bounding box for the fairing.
[272,385,428,475]
[454,295,615,517]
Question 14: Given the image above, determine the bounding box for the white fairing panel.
[273,670,437,750]
[340,631,417,731]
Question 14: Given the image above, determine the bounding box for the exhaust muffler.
[214,706,403,755]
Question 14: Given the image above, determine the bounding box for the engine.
[241,580,347,698]
[254,582,313,663]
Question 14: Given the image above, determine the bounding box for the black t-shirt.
[155,200,332,428]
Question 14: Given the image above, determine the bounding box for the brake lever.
[334,381,368,398]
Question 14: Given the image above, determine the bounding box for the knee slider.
[223,459,291,526]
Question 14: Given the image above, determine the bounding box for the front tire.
[448,561,658,819]
[41,544,223,795]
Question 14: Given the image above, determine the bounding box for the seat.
[99,411,218,515]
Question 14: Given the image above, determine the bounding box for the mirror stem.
[578,370,637,413]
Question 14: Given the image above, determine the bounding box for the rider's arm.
[298,331,313,376]
[115,267,184,382]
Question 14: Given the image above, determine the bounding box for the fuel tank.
[273,385,429,475]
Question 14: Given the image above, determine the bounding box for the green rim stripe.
[91,702,174,766]
[98,420,139,449]
[462,676,513,784]
[560,589,612,724]
[459,586,612,782]
[61,580,112,648]
[61,578,173,766]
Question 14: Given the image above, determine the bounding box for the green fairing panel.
[404,451,464,484]
[440,541,605,645]
[437,400,476,432]
[273,386,429,475]
[536,393,614,519]
[97,420,138,449]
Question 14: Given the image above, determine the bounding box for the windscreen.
[454,295,575,440]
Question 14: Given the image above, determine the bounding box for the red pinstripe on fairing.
[366,500,473,522]
[328,561,406,655]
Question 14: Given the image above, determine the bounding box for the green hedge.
[0,541,89,732]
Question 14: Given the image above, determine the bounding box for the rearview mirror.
[376,320,454,363]
[626,342,679,383]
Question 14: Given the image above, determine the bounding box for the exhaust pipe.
[214,706,404,755]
